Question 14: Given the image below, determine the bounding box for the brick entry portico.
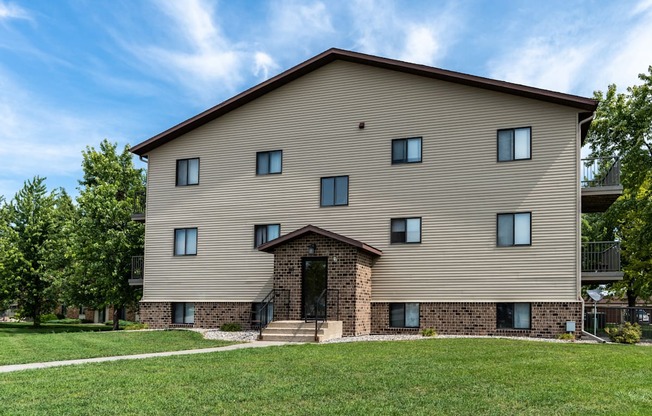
[258,225,382,336]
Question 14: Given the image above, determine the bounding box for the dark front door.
[302,257,327,319]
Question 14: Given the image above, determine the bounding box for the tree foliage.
[0,177,66,326]
[585,66,652,305]
[67,140,145,329]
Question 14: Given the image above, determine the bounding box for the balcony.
[581,241,623,284]
[129,255,144,286]
[131,192,146,223]
[581,157,622,213]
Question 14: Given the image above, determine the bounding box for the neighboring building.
[57,304,138,323]
[130,48,622,338]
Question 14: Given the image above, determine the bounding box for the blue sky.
[1,0,651,199]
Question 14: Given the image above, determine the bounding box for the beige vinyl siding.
[142,60,579,303]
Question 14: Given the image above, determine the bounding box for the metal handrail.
[312,288,339,342]
[581,157,621,188]
[581,241,621,272]
[256,288,290,339]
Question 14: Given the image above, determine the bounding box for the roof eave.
[130,48,598,156]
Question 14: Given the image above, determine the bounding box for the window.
[391,218,421,244]
[390,303,420,328]
[176,158,200,186]
[497,303,531,329]
[497,212,531,246]
[256,150,282,175]
[392,137,422,164]
[254,224,280,247]
[174,228,198,256]
[173,302,195,324]
[497,127,531,162]
[320,176,349,206]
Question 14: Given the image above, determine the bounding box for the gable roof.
[130,48,598,156]
[257,224,383,257]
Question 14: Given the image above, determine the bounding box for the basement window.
[389,303,420,328]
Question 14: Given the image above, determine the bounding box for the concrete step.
[260,333,316,342]
[261,320,343,342]
[265,321,338,330]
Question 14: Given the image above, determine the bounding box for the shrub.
[124,323,149,331]
[556,333,575,341]
[421,328,437,337]
[40,313,58,323]
[56,313,66,319]
[81,319,94,324]
[47,318,82,324]
[220,322,242,332]
[605,322,642,344]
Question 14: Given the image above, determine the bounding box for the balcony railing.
[129,255,144,285]
[581,241,621,273]
[131,192,146,222]
[581,157,621,188]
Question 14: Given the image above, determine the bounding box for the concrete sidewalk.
[0,341,289,374]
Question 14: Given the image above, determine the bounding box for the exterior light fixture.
[308,243,316,255]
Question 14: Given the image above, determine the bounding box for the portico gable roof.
[257,224,382,257]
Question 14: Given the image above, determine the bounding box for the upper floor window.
[497,303,530,329]
[392,137,422,164]
[254,224,280,248]
[321,176,349,207]
[391,217,421,244]
[390,303,420,328]
[256,150,282,175]
[497,127,531,162]
[176,158,199,186]
[497,212,531,247]
[174,228,197,256]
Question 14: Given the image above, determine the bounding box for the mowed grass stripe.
[1,339,651,415]
[0,324,236,365]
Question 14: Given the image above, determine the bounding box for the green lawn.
[0,323,236,365]
[1,339,651,415]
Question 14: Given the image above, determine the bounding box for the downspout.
[577,114,594,335]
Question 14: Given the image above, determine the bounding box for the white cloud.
[489,38,593,92]
[597,2,652,91]
[400,25,440,66]
[0,1,29,20]
[0,67,121,188]
[348,0,457,66]
[488,0,652,95]
[253,52,278,80]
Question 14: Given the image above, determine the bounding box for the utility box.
[565,321,576,332]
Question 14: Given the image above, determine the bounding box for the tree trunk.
[627,288,637,307]
[112,306,120,330]
[33,304,41,328]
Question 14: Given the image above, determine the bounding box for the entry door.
[302,257,328,319]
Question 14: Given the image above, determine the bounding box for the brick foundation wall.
[371,302,583,338]
[140,301,253,329]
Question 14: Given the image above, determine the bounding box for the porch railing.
[581,241,621,272]
[581,157,621,188]
[256,288,290,339]
[310,288,340,342]
[131,255,144,280]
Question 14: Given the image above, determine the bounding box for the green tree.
[585,66,652,305]
[0,196,16,312]
[68,140,145,330]
[0,177,61,326]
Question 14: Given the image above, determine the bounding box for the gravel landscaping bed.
[195,329,603,344]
